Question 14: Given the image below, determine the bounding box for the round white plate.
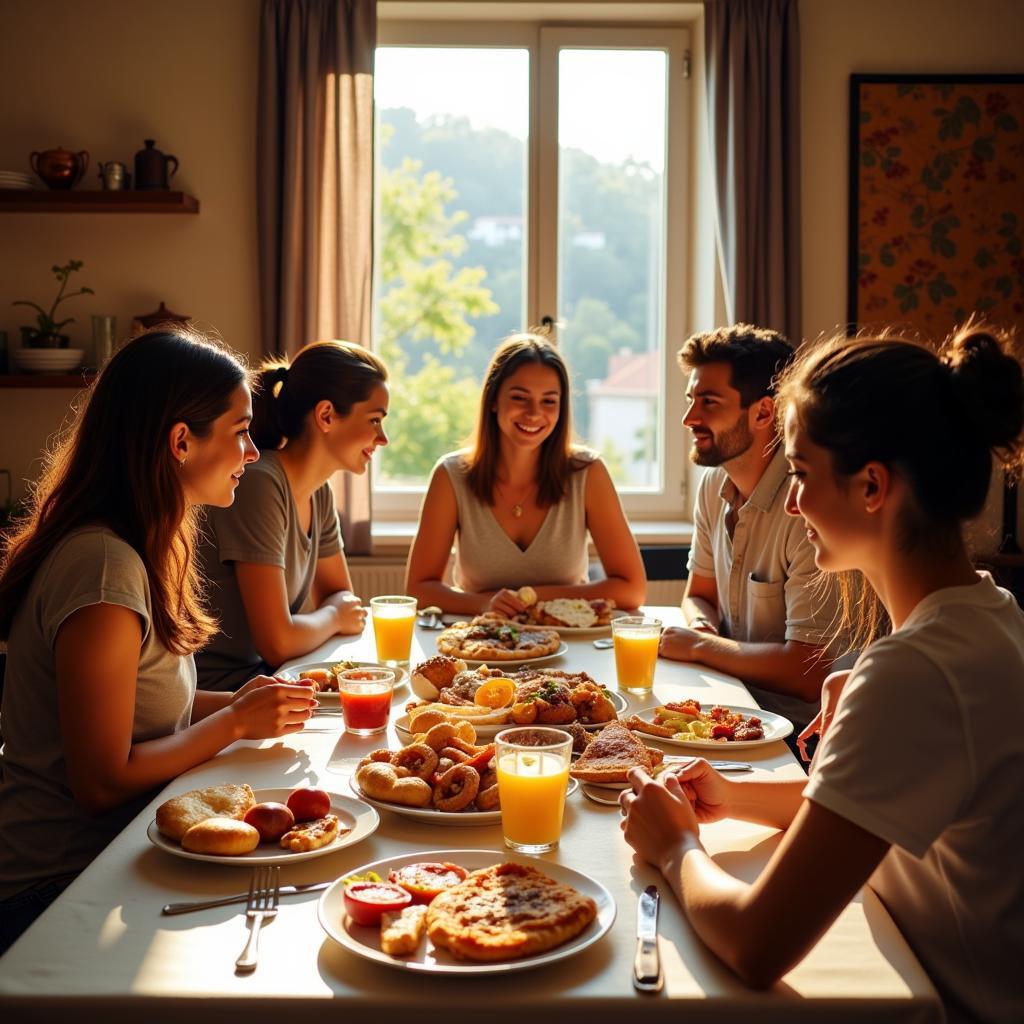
[533,609,629,638]
[318,848,616,974]
[456,641,570,668]
[277,660,408,701]
[349,774,579,824]
[630,704,793,749]
[146,788,379,865]
[396,689,628,740]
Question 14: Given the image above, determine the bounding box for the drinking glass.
[370,595,417,667]
[495,727,573,854]
[91,315,117,369]
[611,616,662,693]
[337,667,395,736]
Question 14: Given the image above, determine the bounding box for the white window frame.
[373,7,700,525]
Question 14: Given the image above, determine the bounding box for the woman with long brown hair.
[619,322,1024,1022]
[406,331,644,615]
[0,327,318,953]
[196,340,389,691]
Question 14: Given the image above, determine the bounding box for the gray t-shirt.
[196,451,342,691]
[0,526,196,899]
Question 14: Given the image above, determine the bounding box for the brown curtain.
[704,0,802,342]
[258,0,376,553]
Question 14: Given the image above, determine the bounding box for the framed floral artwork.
[848,74,1024,337]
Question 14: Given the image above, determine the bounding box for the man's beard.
[689,416,753,467]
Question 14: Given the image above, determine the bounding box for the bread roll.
[155,783,255,841]
[181,817,261,856]
[356,762,433,807]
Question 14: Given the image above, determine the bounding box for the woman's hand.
[796,669,850,762]
[661,758,733,824]
[325,592,367,635]
[619,768,703,870]
[486,588,527,618]
[230,677,317,739]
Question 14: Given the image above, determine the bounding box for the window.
[373,16,691,521]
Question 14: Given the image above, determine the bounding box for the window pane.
[557,49,667,489]
[373,47,529,488]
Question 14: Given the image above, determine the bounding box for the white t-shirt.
[804,573,1024,1024]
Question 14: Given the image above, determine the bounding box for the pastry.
[155,783,255,841]
[180,816,260,856]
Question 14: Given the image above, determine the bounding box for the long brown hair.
[777,320,1024,649]
[249,340,388,450]
[464,331,587,507]
[0,326,249,654]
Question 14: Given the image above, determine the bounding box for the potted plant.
[13,259,94,349]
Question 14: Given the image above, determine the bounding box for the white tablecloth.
[0,608,942,1022]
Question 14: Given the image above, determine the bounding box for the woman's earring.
[178,456,187,468]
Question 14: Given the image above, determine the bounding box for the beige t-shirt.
[0,526,196,899]
[687,447,840,726]
[441,451,594,594]
[805,574,1024,1024]
[196,451,342,691]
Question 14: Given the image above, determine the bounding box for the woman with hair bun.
[197,340,389,691]
[620,322,1024,1022]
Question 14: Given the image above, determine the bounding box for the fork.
[235,865,279,972]
[416,605,445,630]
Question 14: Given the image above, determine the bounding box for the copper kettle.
[134,139,179,191]
[30,147,89,190]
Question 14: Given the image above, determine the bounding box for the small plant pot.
[21,327,70,349]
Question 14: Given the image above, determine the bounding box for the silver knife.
[161,882,330,916]
[633,884,663,993]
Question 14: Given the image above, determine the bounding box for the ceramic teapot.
[30,147,89,190]
[134,139,179,191]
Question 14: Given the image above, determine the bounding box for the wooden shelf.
[0,373,97,388]
[0,190,198,213]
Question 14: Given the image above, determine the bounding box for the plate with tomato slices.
[628,703,793,750]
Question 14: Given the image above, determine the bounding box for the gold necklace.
[497,480,533,519]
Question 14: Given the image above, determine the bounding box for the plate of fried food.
[277,659,408,700]
[401,656,627,740]
[624,699,792,749]
[435,614,567,665]
[318,849,615,974]
[502,586,625,637]
[350,721,578,823]
[147,783,379,865]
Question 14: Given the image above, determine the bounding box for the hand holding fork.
[235,865,279,972]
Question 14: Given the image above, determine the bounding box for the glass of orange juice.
[495,727,573,854]
[611,615,662,693]
[369,595,417,667]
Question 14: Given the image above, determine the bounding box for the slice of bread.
[569,721,654,783]
[155,783,256,841]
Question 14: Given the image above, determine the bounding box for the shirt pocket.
[745,575,787,644]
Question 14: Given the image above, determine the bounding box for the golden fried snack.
[155,783,255,841]
[392,743,439,780]
[406,708,449,732]
[279,813,340,852]
[357,748,395,770]
[180,817,260,856]
[432,764,480,811]
[355,762,433,808]
[381,904,429,956]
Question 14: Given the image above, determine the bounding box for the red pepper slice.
[711,722,735,739]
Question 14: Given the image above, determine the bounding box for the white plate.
[318,848,616,974]
[630,704,793,749]
[277,660,408,701]
[533,609,629,638]
[396,689,628,740]
[146,788,379,865]
[349,775,579,824]
[457,641,570,668]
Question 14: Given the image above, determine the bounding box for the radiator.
[348,559,407,600]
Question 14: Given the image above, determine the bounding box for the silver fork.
[235,865,279,972]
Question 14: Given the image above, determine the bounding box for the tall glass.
[370,595,417,668]
[612,616,662,694]
[337,667,395,736]
[495,727,573,854]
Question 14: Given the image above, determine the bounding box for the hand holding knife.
[633,883,663,993]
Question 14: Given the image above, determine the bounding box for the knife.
[633,884,663,993]
[161,882,331,916]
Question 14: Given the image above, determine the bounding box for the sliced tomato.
[342,881,412,926]
[388,861,468,904]
[710,722,735,739]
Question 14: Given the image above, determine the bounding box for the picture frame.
[847,73,1024,338]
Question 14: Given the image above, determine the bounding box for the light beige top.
[0,527,195,899]
[687,446,841,726]
[441,450,594,594]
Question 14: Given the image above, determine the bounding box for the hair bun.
[943,325,1024,456]
[273,365,289,385]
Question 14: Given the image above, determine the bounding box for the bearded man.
[661,324,841,735]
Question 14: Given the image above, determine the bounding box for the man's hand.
[658,625,706,662]
[324,592,366,636]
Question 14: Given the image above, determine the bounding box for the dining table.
[0,606,943,1023]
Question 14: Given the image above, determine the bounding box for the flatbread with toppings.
[436,616,561,662]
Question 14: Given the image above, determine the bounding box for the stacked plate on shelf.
[0,170,42,190]
[13,348,85,373]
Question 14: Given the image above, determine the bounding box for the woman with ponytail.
[620,322,1024,1022]
[0,328,318,953]
[196,340,389,691]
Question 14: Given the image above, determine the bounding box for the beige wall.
[0,0,259,499]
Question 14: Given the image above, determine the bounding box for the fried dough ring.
[455,721,477,743]
[408,708,449,732]
[439,746,470,763]
[432,764,480,811]
[355,763,432,808]
[475,784,500,810]
[392,742,439,780]
[422,723,460,752]
[357,748,395,770]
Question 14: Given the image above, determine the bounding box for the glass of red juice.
[337,667,395,736]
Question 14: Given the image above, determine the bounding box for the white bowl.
[13,348,85,373]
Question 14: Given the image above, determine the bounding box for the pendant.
[512,504,523,518]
